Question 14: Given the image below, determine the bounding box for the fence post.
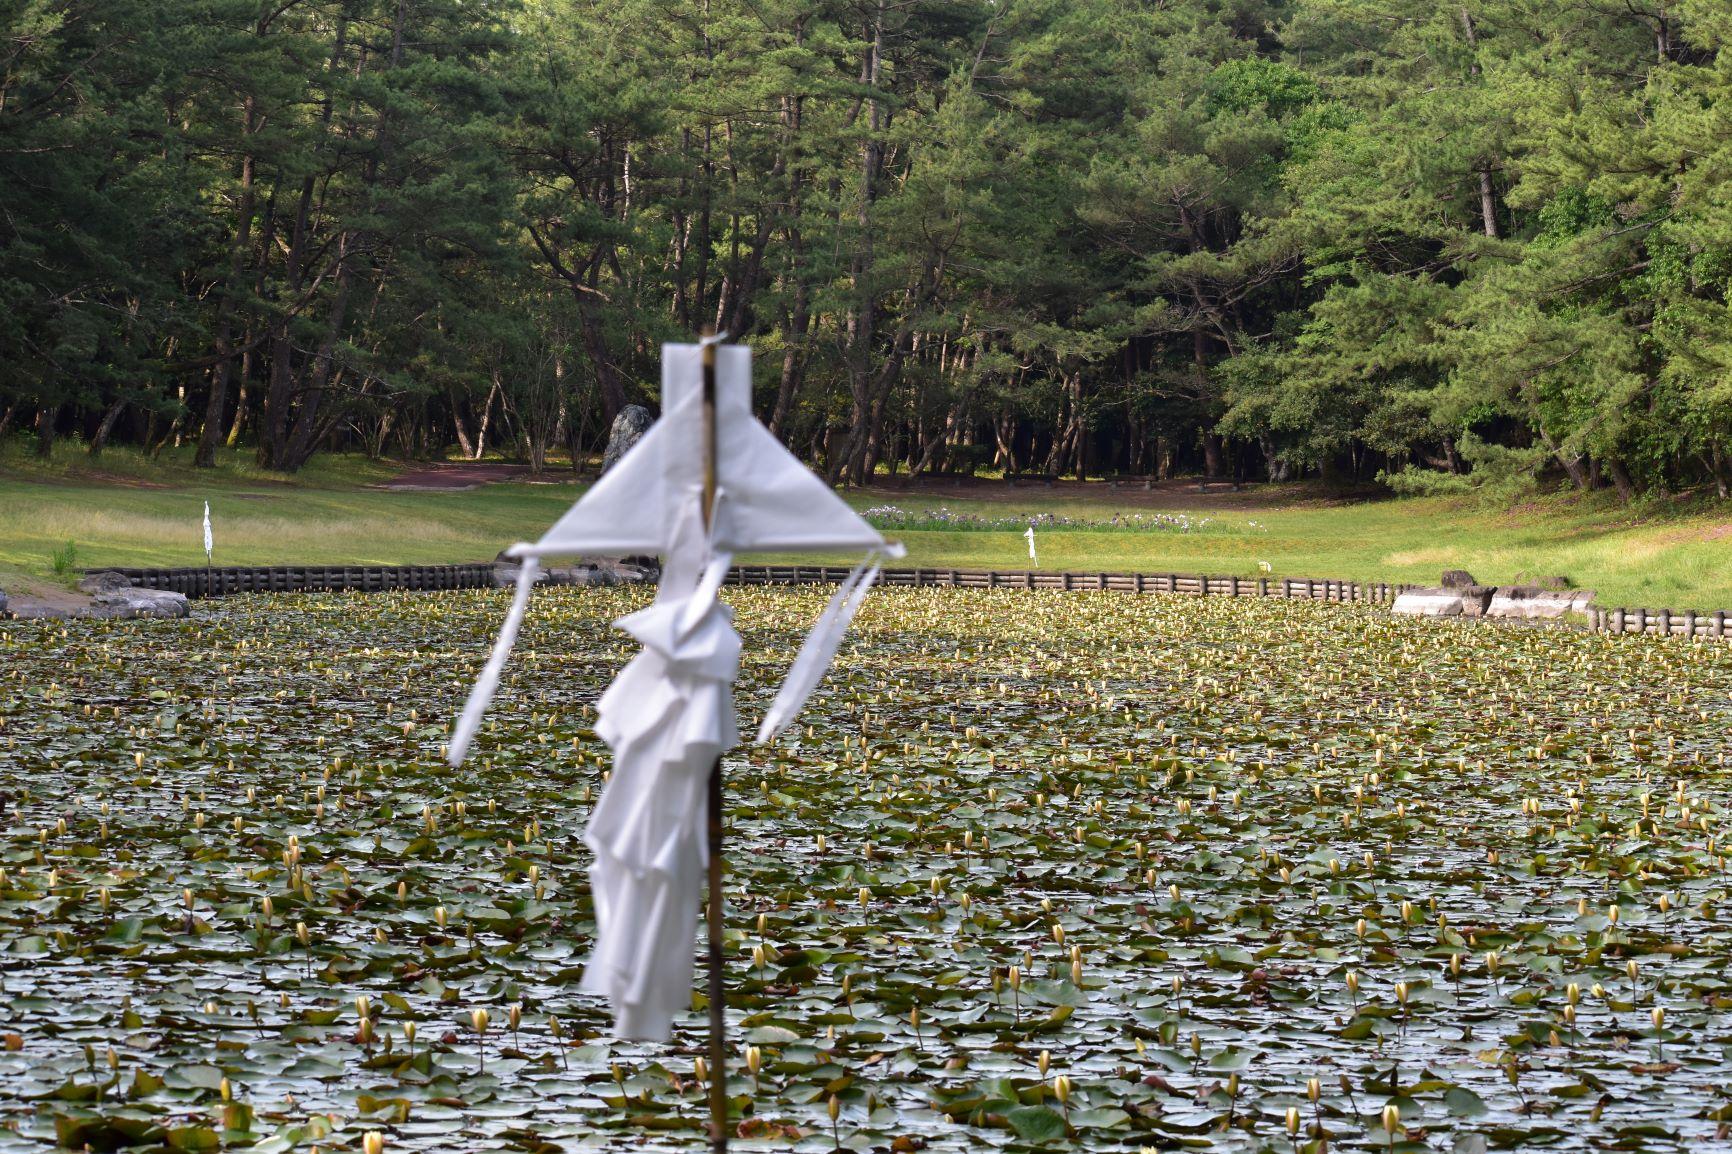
[1717,611,1727,639]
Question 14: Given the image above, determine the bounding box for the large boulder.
[74,570,190,618]
[490,557,658,589]
[77,570,136,596]
[1393,588,1468,617]
[1393,586,1495,617]
[1440,569,1478,589]
[90,586,190,619]
[1486,585,1594,620]
[601,405,654,474]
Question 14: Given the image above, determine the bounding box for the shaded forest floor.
[3,444,1731,609]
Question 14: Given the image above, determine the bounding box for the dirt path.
[2,574,100,618]
[377,462,534,491]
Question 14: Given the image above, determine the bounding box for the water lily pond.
[4,588,1732,1152]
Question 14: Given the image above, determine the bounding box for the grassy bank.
[3,443,1731,608]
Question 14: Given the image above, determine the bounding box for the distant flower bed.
[862,504,1239,533]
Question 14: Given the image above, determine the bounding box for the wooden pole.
[700,334,729,1153]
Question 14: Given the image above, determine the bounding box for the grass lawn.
[3,442,1731,608]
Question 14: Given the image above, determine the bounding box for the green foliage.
[1204,58,1318,116]
[5,0,1732,501]
[48,541,78,577]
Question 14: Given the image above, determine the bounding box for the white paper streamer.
[447,553,540,766]
[756,553,883,744]
[580,501,737,1039]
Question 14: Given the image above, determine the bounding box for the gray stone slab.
[1486,586,1595,619]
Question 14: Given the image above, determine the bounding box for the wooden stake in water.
[700,333,729,1153]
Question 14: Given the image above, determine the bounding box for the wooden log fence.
[724,565,1413,603]
[82,564,1732,645]
[94,563,496,599]
[92,562,1413,604]
[1587,605,1732,639]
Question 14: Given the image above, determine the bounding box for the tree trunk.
[34,405,58,458]
[257,14,347,469]
[1442,436,1461,474]
[88,398,127,457]
[1606,455,1636,502]
[450,389,476,458]
[769,266,809,440]
[278,255,356,472]
[198,94,259,468]
[1459,9,1500,239]
[1202,433,1224,480]
[836,1,885,486]
[1259,435,1286,482]
[225,370,251,447]
[575,297,627,423]
[474,375,500,461]
[1536,427,1588,489]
